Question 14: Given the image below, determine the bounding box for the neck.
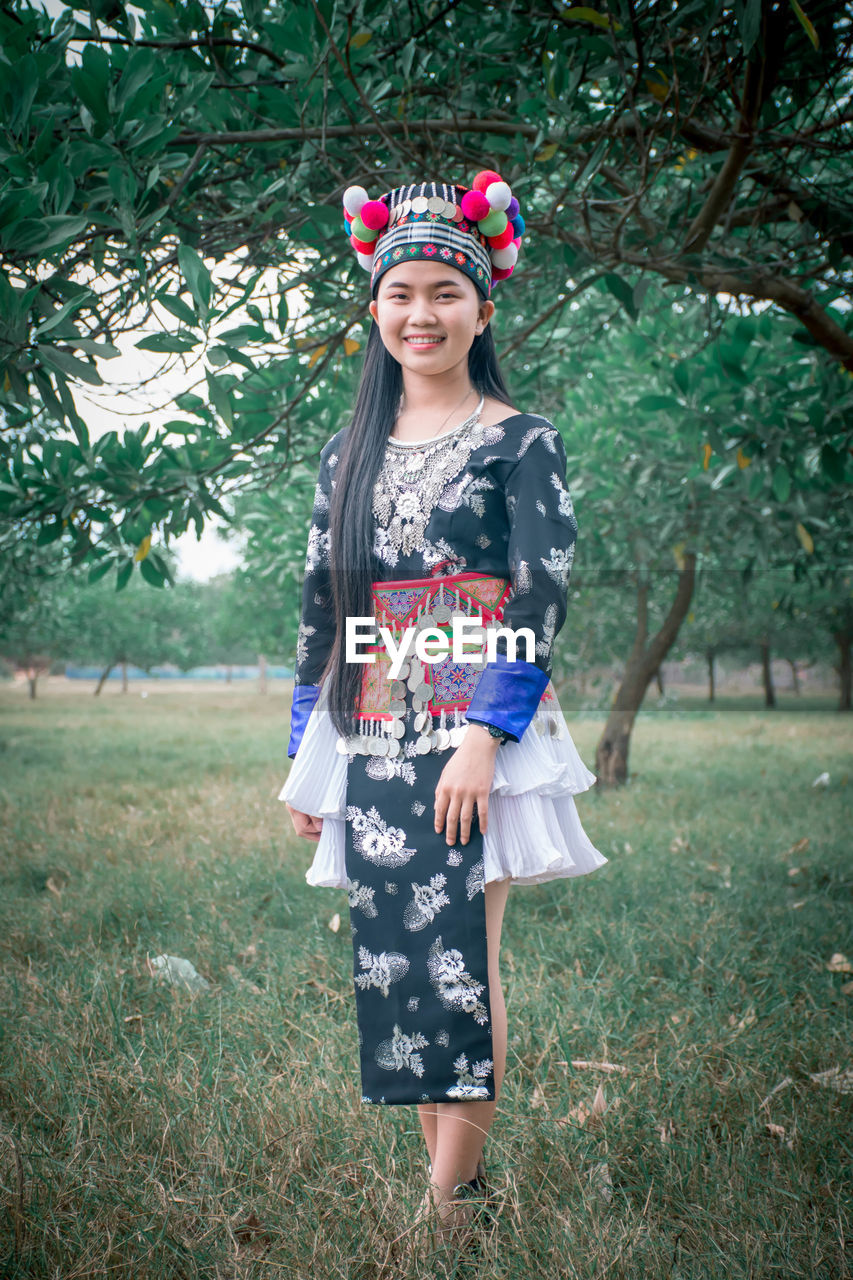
[399,356,475,415]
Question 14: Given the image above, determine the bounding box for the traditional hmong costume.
[279,174,608,1106]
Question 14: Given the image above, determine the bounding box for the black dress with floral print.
[292,413,578,1104]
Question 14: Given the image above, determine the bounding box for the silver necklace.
[389,391,485,449]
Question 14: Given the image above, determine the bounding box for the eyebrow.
[382,279,464,290]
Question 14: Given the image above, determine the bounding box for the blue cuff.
[288,684,321,758]
[466,655,550,743]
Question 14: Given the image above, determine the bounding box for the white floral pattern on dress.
[427,936,489,1026]
[366,756,417,785]
[466,858,485,900]
[347,878,378,917]
[536,602,558,659]
[540,546,575,589]
[346,804,417,867]
[446,1052,494,1099]
[354,945,410,997]
[403,874,451,931]
[375,1023,429,1077]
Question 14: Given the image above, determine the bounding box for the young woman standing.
[280,175,608,1253]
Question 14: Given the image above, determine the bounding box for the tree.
[1,0,850,599]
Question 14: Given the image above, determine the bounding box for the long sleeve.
[288,437,341,758]
[466,424,577,742]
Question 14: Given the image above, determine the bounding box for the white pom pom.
[486,181,512,211]
[343,185,369,217]
[356,249,375,270]
[491,242,518,269]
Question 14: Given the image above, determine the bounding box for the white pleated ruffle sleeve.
[278,683,608,888]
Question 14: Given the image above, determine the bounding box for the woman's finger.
[477,794,489,835]
[434,783,449,834]
[444,795,462,846]
[458,799,475,846]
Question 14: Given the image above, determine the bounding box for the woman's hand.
[286,802,323,842]
[434,724,500,846]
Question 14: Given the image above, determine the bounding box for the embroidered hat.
[342,172,525,299]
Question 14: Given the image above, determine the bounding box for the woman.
[279,175,608,1251]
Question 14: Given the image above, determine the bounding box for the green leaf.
[157,292,200,327]
[139,556,167,587]
[135,333,199,353]
[116,560,134,591]
[4,215,88,254]
[32,295,90,337]
[178,243,212,312]
[37,345,103,386]
[771,463,792,502]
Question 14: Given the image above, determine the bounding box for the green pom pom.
[351,215,378,242]
[477,208,508,237]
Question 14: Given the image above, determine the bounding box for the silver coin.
[396,661,410,680]
[411,194,429,213]
[427,194,445,215]
[451,204,464,222]
[534,719,545,736]
[432,604,451,623]
[377,736,392,756]
[548,719,560,736]
[391,719,405,739]
[390,681,407,699]
[336,737,349,754]
[389,699,406,717]
[400,198,411,217]
[412,697,424,713]
[443,200,457,219]
[386,738,401,758]
[414,711,429,731]
[418,613,437,630]
[434,728,451,750]
[415,682,432,702]
[416,736,433,754]
[449,725,466,747]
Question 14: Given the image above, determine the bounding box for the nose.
[408,295,439,325]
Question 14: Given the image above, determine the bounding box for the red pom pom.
[473,169,502,194]
[360,199,389,231]
[491,265,514,280]
[344,210,352,225]
[350,232,376,255]
[488,223,515,250]
[461,190,491,221]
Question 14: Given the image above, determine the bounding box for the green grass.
[0,680,850,1279]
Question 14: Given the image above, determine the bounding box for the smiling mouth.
[404,336,445,346]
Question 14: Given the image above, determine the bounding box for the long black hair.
[322,315,515,740]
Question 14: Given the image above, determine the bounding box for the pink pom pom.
[350,232,376,255]
[473,169,502,194]
[360,199,389,231]
[488,223,515,250]
[461,190,490,222]
[512,235,522,247]
[491,265,514,280]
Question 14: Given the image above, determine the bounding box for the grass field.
[0,679,850,1279]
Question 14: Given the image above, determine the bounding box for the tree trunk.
[787,657,800,695]
[121,660,128,693]
[94,663,115,696]
[655,666,664,696]
[595,555,696,787]
[27,668,37,699]
[706,647,715,701]
[258,653,267,695]
[226,664,232,684]
[760,639,776,707]
[834,628,851,711]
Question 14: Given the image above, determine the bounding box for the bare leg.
[418,876,511,1226]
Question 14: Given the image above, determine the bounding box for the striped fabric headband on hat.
[341,171,526,299]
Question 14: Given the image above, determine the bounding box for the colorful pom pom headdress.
[341,171,526,299]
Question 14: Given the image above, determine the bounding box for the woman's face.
[368,260,495,378]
